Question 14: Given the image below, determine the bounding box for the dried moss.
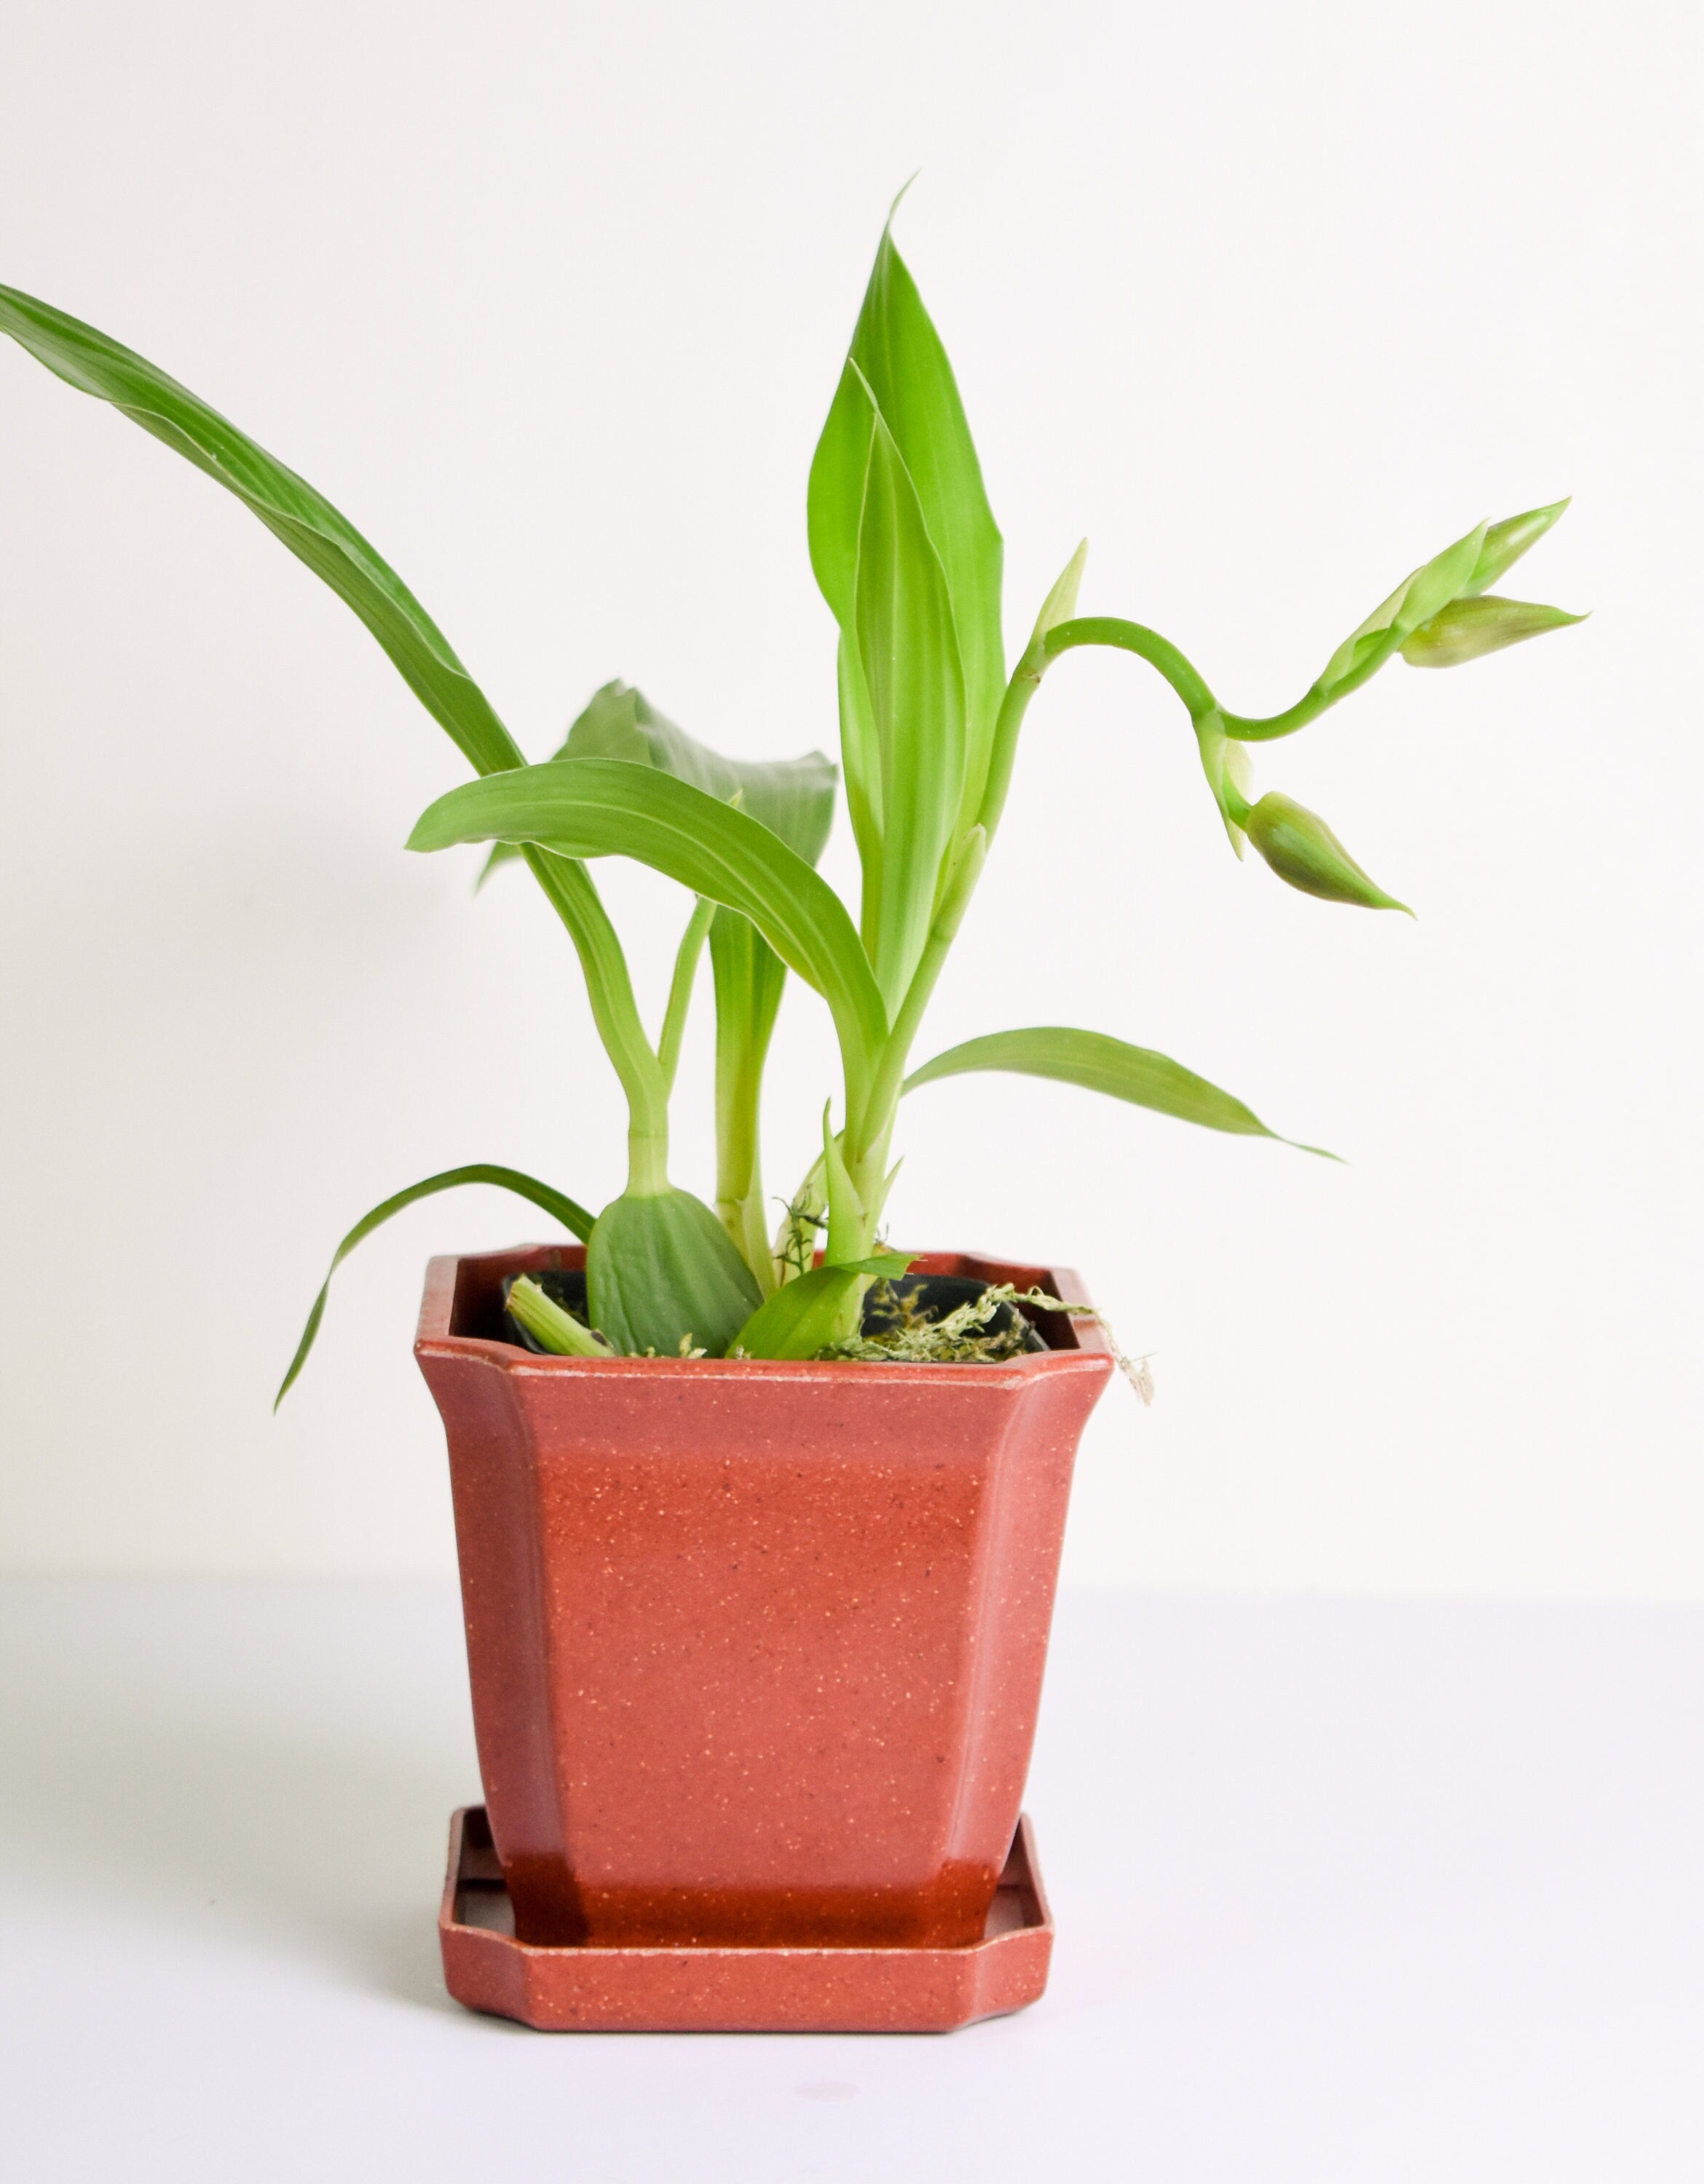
[816,1279,1154,1401]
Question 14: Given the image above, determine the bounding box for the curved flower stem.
[1046,617,1217,716]
[1219,692,1329,742]
[980,611,1405,821]
[977,616,1217,847]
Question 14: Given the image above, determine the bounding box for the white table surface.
[3,1578,1700,2181]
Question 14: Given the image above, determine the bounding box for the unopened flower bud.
[1245,792,1411,914]
[1319,520,1488,696]
[1462,499,1569,597]
[1401,593,1585,668]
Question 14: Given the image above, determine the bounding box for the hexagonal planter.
[416,1242,1112,2030]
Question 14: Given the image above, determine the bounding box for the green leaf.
[808,216,1005,976]
[732,1253,914,1362]
[902,1027,1334,1154]
[657,894,715,1094]
[709,901,788,1281]
[0,295,666,1153]
[275,1164,593,1407]
[559,681,838,866]
[811,222,1004,761]
[808,365,888,936]
[821,1101,866,1267]
[835,635,886,951]
[586,1187,762,1356]
[408,758,890,1099]
[853,402,969,1009]
[808,359,875,637]
[0,284,522,780]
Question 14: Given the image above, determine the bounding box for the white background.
[1,0,1697,1597]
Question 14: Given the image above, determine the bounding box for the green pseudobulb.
[586,1188,762,1356]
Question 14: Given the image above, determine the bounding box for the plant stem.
[523,847,671,1196]
[977,616,1217,850]
[1218,628,1403,740]
[715,1048,776,1296]
[850,828,987,1203]
[710,912,790,1291]
[1046,617,1217,717]
[656,897,714,1096]
[982,609,1416,835]
[974,632,1049,844]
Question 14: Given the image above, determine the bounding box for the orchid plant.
[0,208,1582,1381]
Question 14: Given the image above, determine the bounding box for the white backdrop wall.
[1,0,1697,1595]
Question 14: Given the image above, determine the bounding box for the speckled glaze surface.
[438,1805,1055,2033]
[416,1244,1112,1957]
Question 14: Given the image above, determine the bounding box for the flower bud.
[1245,792,1411,914]
[1400,593,1585,668]
[1319,521,1488,696]
[1462,499,1569,598]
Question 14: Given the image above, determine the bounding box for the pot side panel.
[419,1345,564,1892]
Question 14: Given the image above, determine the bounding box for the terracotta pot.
[416,1243,1112,1952]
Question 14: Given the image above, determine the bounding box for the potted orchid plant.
[0,204,1580,2032]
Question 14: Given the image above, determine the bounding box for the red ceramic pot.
[416,1243,1112,1951]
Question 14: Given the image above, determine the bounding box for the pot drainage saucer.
[438,1807,1054,2033]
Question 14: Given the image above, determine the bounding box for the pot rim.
[416,1243,1113,1385]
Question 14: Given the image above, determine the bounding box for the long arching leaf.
[409,759,890,1093]
[902,1026,1334,1155]
[0,283,522,778]
[0,289,673,1136]
[276,1164,593,1407]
